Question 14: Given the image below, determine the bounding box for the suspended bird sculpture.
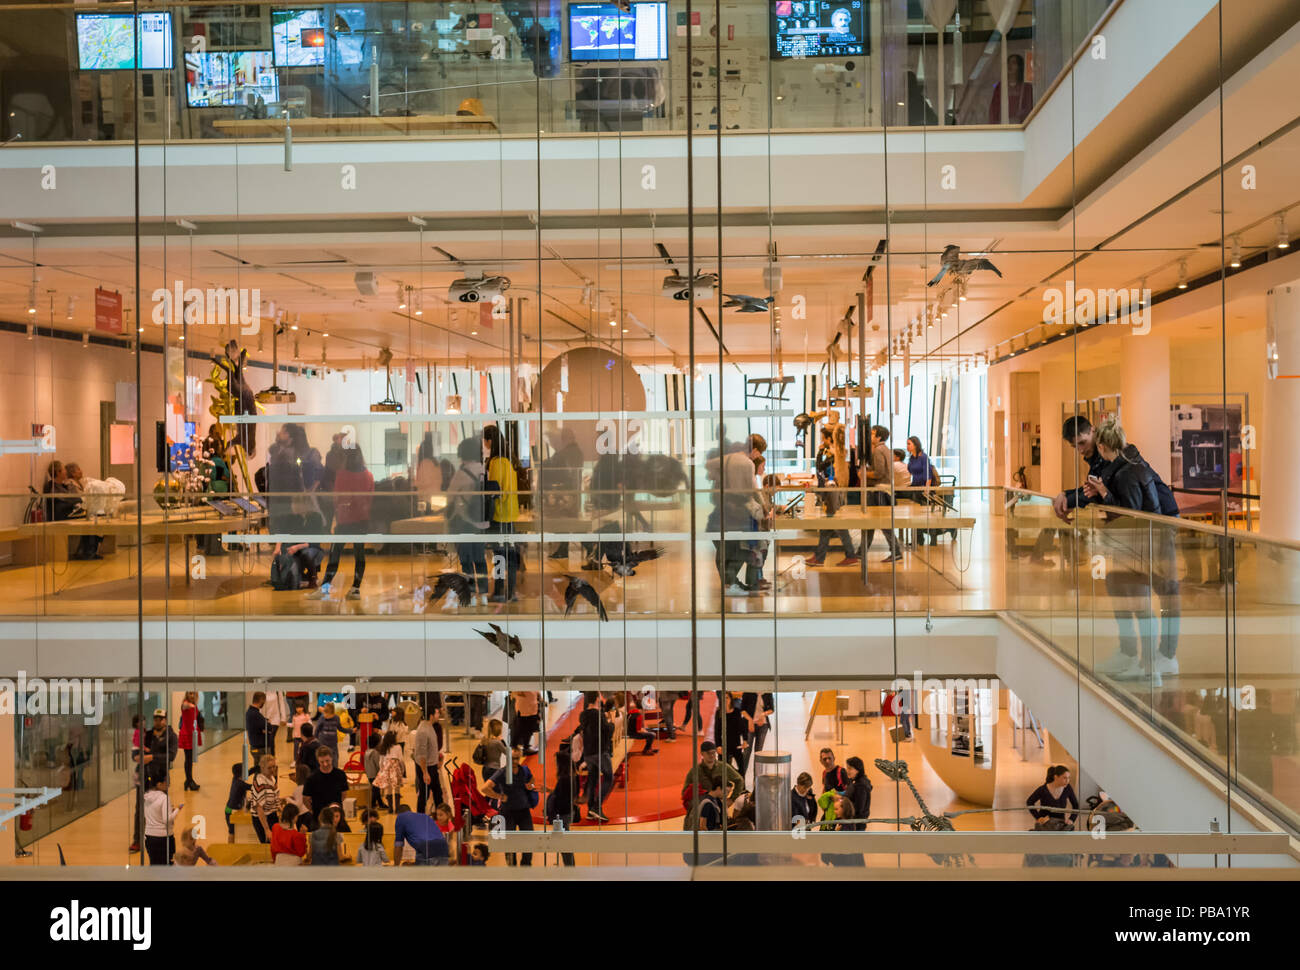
[927,245,1002,287]
[564,576,609,621]
[475,623,523,658]
[423,572,476,611]
[722,294,774,313]
[593,524,663,577]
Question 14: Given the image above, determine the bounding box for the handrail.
[1006,486,1300,551]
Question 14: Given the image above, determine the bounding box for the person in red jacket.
[178,691,202,792]
[309,442,374,601]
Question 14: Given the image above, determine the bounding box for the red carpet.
[528,692,719,825]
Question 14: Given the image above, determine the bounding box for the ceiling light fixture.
[1278,213,1290,249]
[1229,235,1242,268]
[1177,259,1188,289]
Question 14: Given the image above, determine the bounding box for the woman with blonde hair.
[1084,415,1181,685]
[178,691,202,791]
[173,824,217,866]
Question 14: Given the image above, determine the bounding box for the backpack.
[471,467,500,525]
[568,730,584,764]
[270,551,301,591]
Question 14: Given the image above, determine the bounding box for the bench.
[207,842,272,865]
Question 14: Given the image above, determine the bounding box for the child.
[290,702,311,762]
[355,821,389,866]
[374,730,405,814]
[364,733,382,813]
[468,843,489,866]
[224,763,249,842]
[434,803,463,864]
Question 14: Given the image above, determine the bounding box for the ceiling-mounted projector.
[354,271,378,296]
[662,271,717,301]
[448,274,510,303]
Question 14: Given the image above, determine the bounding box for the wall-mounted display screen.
[76,12,175,70]
[332,6,369,66]
[771,0,867,59]
[272,9,326,66]
[567,2,667,61]
[185,51,279,107]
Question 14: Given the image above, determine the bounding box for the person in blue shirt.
[482,745,537,866]
[392,804,449,865]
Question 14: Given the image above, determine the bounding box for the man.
[141,709,179,786]
[301,746,349,816]
[411,708,444,815]
[862,424,902,563]
[481,745,538,866]
[393,803,450,865]
[681,741,743,830]
[740,692,775,760]
[245,692,273,776]
[818,747,848,795]
[578,691,613,822]
[510,690,541,756]
[708,433,768,596]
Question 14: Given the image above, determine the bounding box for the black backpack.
[469,466,500,525]
[270,551,301,591]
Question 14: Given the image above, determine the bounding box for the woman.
[988,52,1034,124]
[906,435,943,544]
[1085,417,1180,681]
[142,775,180,866]
[173,824,216,866]
[807,425,858,567]
[543,748,580,866]
[1026,765,1078,829]
[791,771,817,828]
[375,729,406,813]
[247,753,282,843]
[472,718,509,783]
[843,756,872,822]
[308,441,373,601]
[440,437,490,603]
[483,425,521,603]
[64,462,103,559]
[178,691,202,791]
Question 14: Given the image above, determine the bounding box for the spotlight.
[1278,213,1290,250]
[1230,236,1242,268]
[1177,260,1188,289]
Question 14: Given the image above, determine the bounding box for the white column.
[1119,332,1171,484]
[1262,283,1300,540]
[1038,356,1073,495]
[0,712,12,864]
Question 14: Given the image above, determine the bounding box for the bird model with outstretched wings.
[475,623,522,658]
[428,572,475,610]
[927,245,1002,287]
[722,294,774,313]
[564,576,609,621]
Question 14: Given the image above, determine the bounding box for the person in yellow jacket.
[483,426,520,603]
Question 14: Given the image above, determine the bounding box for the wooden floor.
[12,691,1062,870]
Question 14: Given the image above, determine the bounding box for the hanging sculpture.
[207,338,261,493]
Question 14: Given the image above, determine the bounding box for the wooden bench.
[207,842,272,865]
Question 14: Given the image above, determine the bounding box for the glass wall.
[1,0,1298,872]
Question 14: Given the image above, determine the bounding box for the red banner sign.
[94,288,123,334]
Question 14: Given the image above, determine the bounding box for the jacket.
[487,456,520,522]
[444,460,488,531]
[843,774,872,826]
[1063,447,1110,510]
[1099,445,1163,514]
[333,467,374,525]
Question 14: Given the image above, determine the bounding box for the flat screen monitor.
[185,51,279,108]
[76,12,174,70]
[568,2,667,61]
[332,6,368,66]
[272,8,326,66]
[771,0,867,59]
